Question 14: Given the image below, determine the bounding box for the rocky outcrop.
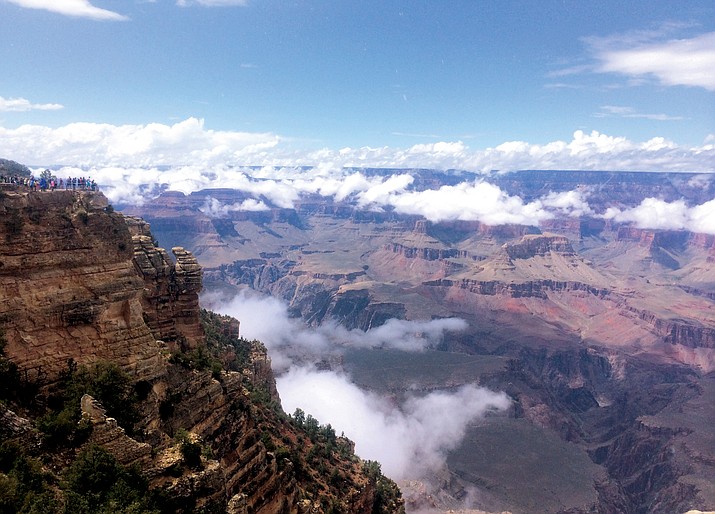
[387,242,467,261]
[425,277,610,300]
[81,393,154,468]
[211,258,295,291]
[0,189,163,383]
[540,217,607,239]
[632,309,715,349]
[503,234,576,260]
[128,216,204,349]
[171,247,204,345]
[616,227,690,250]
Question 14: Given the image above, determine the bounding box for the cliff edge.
[0,187,403,514]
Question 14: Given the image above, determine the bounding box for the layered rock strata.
[0,190,163,383]
[127,216,204,349]
[0,188,401,513]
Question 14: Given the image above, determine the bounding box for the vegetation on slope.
[196,310,404,513]
[0,158,31,178]
[0,331,164,513]
[0,312,404,513]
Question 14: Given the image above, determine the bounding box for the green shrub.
[174,429,203,470]
[0,440,60,514]
[38,361,139,446]
[64,444,159,514]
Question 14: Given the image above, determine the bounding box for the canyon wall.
[0,188,402,513]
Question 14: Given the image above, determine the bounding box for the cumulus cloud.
[387,181,552,225]
[586,29,715,91]
[0,118,280,168]
[206,290,509,481]
[0,96,64,112]
[541,189,594,217]
[278,368,510,480]
[4,120,715,219]
[603,198,715,235]
[355,173,414,208]
[199,196,269,218]
[4,0,128,20]
[2,119,714,174]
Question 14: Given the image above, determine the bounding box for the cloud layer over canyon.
[207,291,510,481]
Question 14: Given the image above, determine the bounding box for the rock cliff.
[0,188,163,383]
[128,216,204,349]
[0,187,403,513]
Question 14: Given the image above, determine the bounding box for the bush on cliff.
[37,361,139,447]
[63,444,161,514]
[0,440,60,513]
[0,440,166,514]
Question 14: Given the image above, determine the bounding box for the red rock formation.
[0,190,163,383]
[386,243,468,261]
[127,216,204,349]
[426,277,610,300]
[504,234,576,259]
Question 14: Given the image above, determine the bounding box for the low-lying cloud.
[278,368,510,480]
[205,290,509,482]
[43,158,715,234]
[206,290,468,371]
[603,197,715,235]
[4,117,714,232]
[199,196,269,218]
[387,182,593,225]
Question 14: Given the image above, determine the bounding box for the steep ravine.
[207,243,715,513]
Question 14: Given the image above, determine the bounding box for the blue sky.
[0,0,714,170]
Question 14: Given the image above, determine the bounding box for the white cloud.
[2,120,713,175]
[387,181,553,225]
[199,196,269,218]
[0,118,280,167]
[355,173,414,208]
[205,290,509,481]
[594,105,684,121]
[588,30,715,91]
[278,368,510,480]
[0,96,64,112]
[207,290,469,370]
[603,198,715,235]
[3,120,715,213]
[541,189,593,217]
[4,0,128,20]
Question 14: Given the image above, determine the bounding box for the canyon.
[122,169,715,514]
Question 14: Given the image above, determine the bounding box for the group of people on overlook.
[0,174,98,192]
